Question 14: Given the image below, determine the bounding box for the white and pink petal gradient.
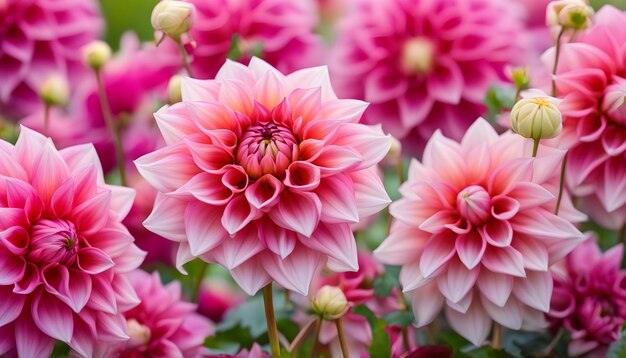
[375,118,586,346]
[0,127,145,357]
[136,58,392,296]
[330,0,524,153]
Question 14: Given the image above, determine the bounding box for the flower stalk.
[263,284,282,358]
[551,28,565,96]
[335,317,349,358]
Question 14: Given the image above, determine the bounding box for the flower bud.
[82,40,112,71]
[167,75,182,104]
[383,136,402,167]
[311,285,348,320]
[401,37,435,74]
[510,91,562,140]
[151,1,195,40]
[510,67,530,92]
[546,0,593,30]
[38,75,69,107]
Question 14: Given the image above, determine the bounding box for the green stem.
[311,318,323,358]
[95,70,127,186]
[191,261,208,301]
[619,223,626,245]
[532,138,540,158]
[554,154,568,215]
[551,28,565,97]
[263,284,281,358]
[176,39,194,77]
[43,104,50,137]
[335,318,350,358]
[492,323,503,349]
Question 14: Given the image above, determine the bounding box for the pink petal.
[181,76,221,102]
[64,269,92,313]
[299,222,358,272]
[31,140,70,204]
[445,301,491,346]
[480,295,523,330]
[88,275,117,315]
[221,194,261,235]
[230,256,271,295]
[477,269,513,307]
[15,311,54,358]
[598,156,626,212]
[59,144,103,181]
[209,225,265,270]
[512,236,549,271]
[411,282,445,327]
[375,223,427,265]
[364,66,408,102]
[436,259,478,303]
[289,87,322,126]
[254,68,287,109]
[143,193,188,242]
[398,87,435,128]
[481,246,526,278]
[400,261,433,292]
[508,182,554,209]
[135,143,201,192]
[77,247,114,275]
[70,189,111,237]
[455,230,486,270]
[488,158,533,196]
[287,66,337,101]
[258,220,297,259]
[351,167,391,218]
[479,219,513,247]
[419,210,459,234]
[105,184,135,222]
[320,99,368,124]
[512,271,553,312]
[419,231,456,278]
[245,174,284,211]
[426,57,463,104]
[14,125,47,177]
[284,161,321,191]
[311,145,362,175]
[0,226,29,256]
[317,174,359,224]
[14,262,40,294]
[154,102,197,146]
[269,190,321,237]
[217,79,255,115]
[32,292,74,343]
[262,244,323,295]
[0,285,25,326]
[96,312,129,341]
[50,177,75,218]
[0,248,25,285]
[185,201,228,256]
[490,197,519,221]
[332,123,391,170]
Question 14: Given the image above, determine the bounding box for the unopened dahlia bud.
[511,67,530,92]
[151,0,195,40]
[167,75,183,104]
[311,285,348,320]
[510,91,562,140]
[383,136,402,167]
[38,74,69,106]
[546,0,593,30]
[82,40,112,71]
[401,37,435,74]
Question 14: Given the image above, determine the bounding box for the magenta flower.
[544,6,626,230]
[0,0,103,119]
[136,58,392,295]
[547,238,626,357]
[198,280,243,323]
[330,0,523,152]
[374,119,586,345]
[111,270,213,358]
[0,127,145,357]
[185,0,323,79]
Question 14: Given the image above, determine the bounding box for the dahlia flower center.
[456,185,491,225]
[400,37,435,75]
[126,319,152,349]
[236,121,299,179]
[27,218,80,266]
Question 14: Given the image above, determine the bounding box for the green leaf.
[352,304,377,327]
[383,311,414,328]
[369,318,392,358]
[228,34,242,61]
[483,85,516,121]
[373,265,400,297]
[607,327,626,358]
[465,346,516,358]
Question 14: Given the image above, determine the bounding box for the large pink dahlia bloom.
[547,239,626,357]
[0,0,103,119]
[185,0,322,79]
[136,58,392,295]
[330,0,523,151]
[374,119,586,346]
[111,270,213,357]
[544,6,626,229]
[0,127,145,357]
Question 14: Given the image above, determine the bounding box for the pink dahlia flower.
[0,126,145,357]
[198,280,243,323]
[184,0,322,79]
[330,0,523,152]
[544,6,626,229]
[0,0,103,119]
[136,57,392,295]
[374,118,586,346]
[547,238,626,357]
[110,270,213,357]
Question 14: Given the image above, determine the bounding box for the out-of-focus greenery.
[590,0,626,10]
[100,0,159,50]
